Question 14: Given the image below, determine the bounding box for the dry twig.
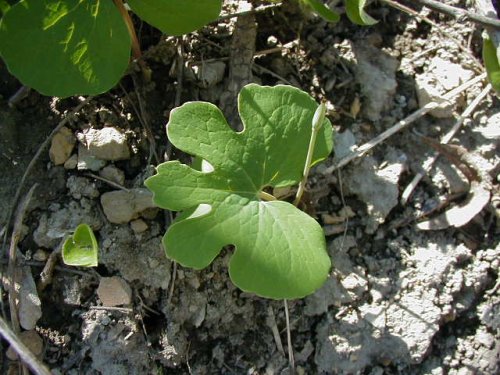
[7,184,37,334]
[401,83,492,204]
[411,0,500,29]
[323,73,486,174]
[0,315,51,375]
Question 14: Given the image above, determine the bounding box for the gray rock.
[63,153,78,169]
[100,188,157,224]
[192,61,226,88]
[97,277,132,306]
[415,57,473,118]
[34,200,103,248]
[77,144,106,171]
[78,127,130,161]
[100,224,171,289]
[99,165,125,186]
[18,267,42,330]
[352,39,399,121]
[343,157,403,233]
[385,291,442,363]
[315,309,409,373]
[333,129,356,162]
[67,176,99,200]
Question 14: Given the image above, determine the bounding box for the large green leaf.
[127,0,222,36]
[62,224,99,267]
[483,36,500,93]
[145,84,333,299]
[345,0,377,25]
[301,0,340,22]
[0,0,130,97]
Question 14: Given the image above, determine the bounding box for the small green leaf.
[146,84,333,299]
[62,224,98,267]
[127,0,222,36]
[301,0,340,22]
[483,36,500,93]
[345,0,377,25]
[0,0,131,97]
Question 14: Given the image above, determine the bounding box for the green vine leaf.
[62,224,99,267]
[345,0,377,25]
[145,84,333,299]
[483,36,500,93]
[127,0,222,36]
[301,0,340,23]
[0,0,130,97]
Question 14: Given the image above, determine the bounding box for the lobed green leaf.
[146,84,333,299]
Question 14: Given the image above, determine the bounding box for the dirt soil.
[1,1,499,374]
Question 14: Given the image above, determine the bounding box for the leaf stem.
[113,0,142,61]
[284,299,295,374]
[259,191,277,201]
[293,102,326,206]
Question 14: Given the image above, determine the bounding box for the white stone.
[18,266,42,330]
[101,188,157,224]
[77,144,106,171]
[415,57,473,118]
[78,127,130,161]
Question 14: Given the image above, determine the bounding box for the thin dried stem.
[410,0,500,29]
[323,73,486,174]
[0,315,52,375]
[401,83,492,204]
[283,300,295,374]
[7,184,37,333]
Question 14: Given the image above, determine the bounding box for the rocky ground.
[0,1,499,374]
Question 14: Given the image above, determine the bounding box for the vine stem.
[293,102,327,206]
[283,102,328,374]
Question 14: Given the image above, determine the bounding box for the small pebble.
[97,276,132,306]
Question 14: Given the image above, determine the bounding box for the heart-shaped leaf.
[62,224,98,267]
[127,0,222,36]
[146,84,333,299]
[345,0,377,25]
[0,0,130,97]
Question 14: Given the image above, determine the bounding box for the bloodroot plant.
[145,84,334,299]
